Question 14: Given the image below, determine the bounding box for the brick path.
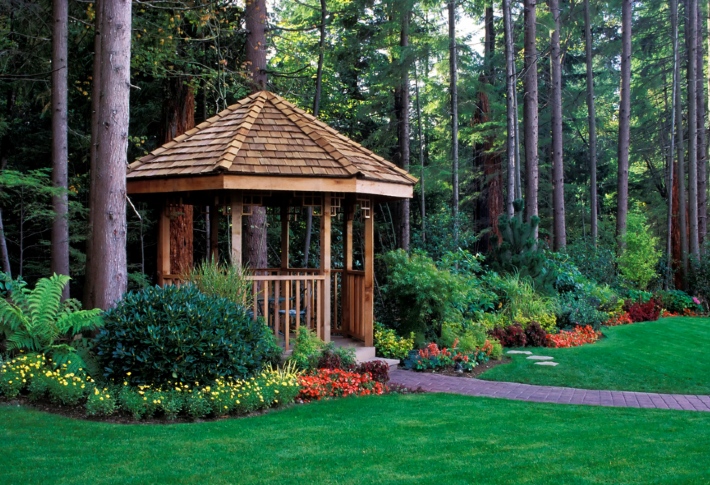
[389,369,710,412]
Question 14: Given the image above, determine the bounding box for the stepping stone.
[534,361,558,366]
[527,355,554,361]
[507,350,533,355]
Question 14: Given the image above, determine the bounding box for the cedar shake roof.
[127,91,417,191]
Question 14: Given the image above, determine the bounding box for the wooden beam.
[280,205,289,269]
[157,201,171,285]
[127,174,414,199]
[363,196,374,347]
[230,192,243,267]
[209,197,219,261]
[320,193,332,342]
[342,197,354,337]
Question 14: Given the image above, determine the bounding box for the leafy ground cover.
[3,393,709,484]
[480,317,710,394]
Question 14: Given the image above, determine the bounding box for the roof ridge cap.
[215,91,267,172]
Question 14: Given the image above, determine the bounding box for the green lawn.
[2,394,710,484]
[481,317,710,394]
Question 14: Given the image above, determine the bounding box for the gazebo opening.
[126,91,416,352]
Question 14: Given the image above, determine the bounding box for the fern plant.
[0,274,101,372]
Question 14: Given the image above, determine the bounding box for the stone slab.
[534,361,559,366]
[507,350,533,355]
[527,355,554,361]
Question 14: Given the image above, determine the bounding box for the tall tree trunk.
[688,0,700,258]
[697,0,707,248]
[160,77,196,276]
[415,61,426,244]
[584,0,598,245]
[677,0,689,284]
[513,63,522,200]
[313,0,326,117]
[244,0,268,269]
[448,0,459,244]
[0,155,9,276]
[161,79,195,274]
[84,0,103,307]
[478,4,503,248]
[504,0,517,217]
[523,0,539,235]
[550,0,565,250]
[85,0,131,309]
[51,0,70,299]
[304,0,328,267]
[394,6,411,251]
[668,0,679,288]
[616,0,632,248]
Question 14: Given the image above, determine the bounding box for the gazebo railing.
[247,269,326,350]
[160,266,368,349]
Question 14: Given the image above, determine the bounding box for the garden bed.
[399,356,511,379]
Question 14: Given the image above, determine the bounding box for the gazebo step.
[358,357,400,370]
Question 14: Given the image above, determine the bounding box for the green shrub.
[688,251,710,306]
[488,200,556,292]
[289,328,325,370]
[566,241,619,287]
[617,210,662,290]
[440,321,488,353]
[483,272,558,331]
[288,328,355,371]
[316,342,356,370]
[555,292,608,331]
[374,323,414,360]
[379,250,495,339]
[655,290,701,313]
[0,274,101,372]
[95,285,281,386]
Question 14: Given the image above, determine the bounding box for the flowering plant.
[297,369,386,402]
[546,326,600,348]
[603,312,632,327]
[402,340,490,372]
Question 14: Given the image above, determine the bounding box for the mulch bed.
[398,356,511,379]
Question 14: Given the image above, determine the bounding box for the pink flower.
[693,297,701,305]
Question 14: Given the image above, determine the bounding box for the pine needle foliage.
[0,274,101,371]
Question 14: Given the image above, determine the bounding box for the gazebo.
[126,91,416,350]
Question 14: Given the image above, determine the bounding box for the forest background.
[0,0,706,306]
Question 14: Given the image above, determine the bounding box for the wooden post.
[157,200,171,285]
[281,204,290,348]
[320,193,332,342]
[342,197,354,337]
[209,197,219,261]
[230,192,243,267]
[363,196,374,347]
[281,205,289,269]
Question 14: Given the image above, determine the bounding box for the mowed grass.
[2,393,710,484]
[481,317,710,394]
